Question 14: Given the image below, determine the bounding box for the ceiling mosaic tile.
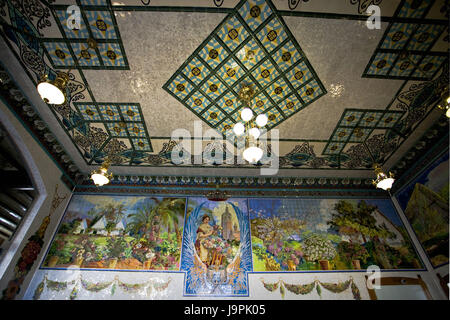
[84,10,118,39]
[72,102,154,160]
[80,0,108,6]
[43,41,75,67]
[163,0,325,135]
[217,15,250,51]
[279,93,302,116]
[70,42,101,66]
[55,9,90,39]
[322,109,405,156]
[363,0,447,80]
[52,6,129,70]
[76,103,102,121]
[407,24,447,51]
[397,0,434,18]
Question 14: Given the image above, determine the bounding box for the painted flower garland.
[260,277,361,300]
[33,274,172,300]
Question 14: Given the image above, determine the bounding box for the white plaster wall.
[0,101,72,299]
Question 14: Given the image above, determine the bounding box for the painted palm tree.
[125,205,156,240]
[152,198,186,245]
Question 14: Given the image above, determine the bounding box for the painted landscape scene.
[250,199,422,271]
[396,153,449,267]
[42,195,186,270]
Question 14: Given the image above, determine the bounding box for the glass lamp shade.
[241,108,253,122]
[37,72,69,105]
[243,146,263,163]
[372,165,395,191]
[233,122,245,136]
[90,166,113,186]
[255,114,268,127]
[446,107,450,118]
[37,81,66,105]
[375,177,395,191]
[91,172,110,186]
[249,127,260,139]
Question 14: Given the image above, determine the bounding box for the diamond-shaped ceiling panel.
[163,0,326,135]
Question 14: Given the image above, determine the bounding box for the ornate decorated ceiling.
[0,0,448,188]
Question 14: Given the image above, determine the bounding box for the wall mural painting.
[396,152,449,267]
[180,198,252,296]
[249,198,423,272]
[41,195,186,271]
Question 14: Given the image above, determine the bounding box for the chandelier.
[90,158,113,186]
[372,163,395,191]
[37,71,69,105]
[233,83,268,163]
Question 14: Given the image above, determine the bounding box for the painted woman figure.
[195,214,218,266]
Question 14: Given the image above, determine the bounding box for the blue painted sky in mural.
[248,198,403,229]
[62,195,180,223]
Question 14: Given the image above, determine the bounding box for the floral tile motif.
[348,127,372,143]
[77,103,102,121]
[182,56,209,85]
[397,0,434,19]
[119,104,142,122]
[256,16,288,53]
[98,104,121,121]
[198,37,228,70]
[377,111,404,128]
[298,80,323,104]
[71,42,101,66]
[201,75,228,101]
[55,10,90,39]
[272,40,302,72]
[216,57,246,86]
[251,91,273,114]
[43,42,75,67]
[126,123,146,137]
[84,11,118,40]
[216,91,239,114]
[340,110,364,127]
[79,0,108,6]
[106,122,128,137]
[167,74,194,100]
[187,91,211,114]
[410,55,447,78]
[279,93,302,116]
[202,105,226,126]
[360,111,384,127]
[98,43,126,67]
[389,54,422,77]
[266,76,291,103]
[216,118,235,134]
[237,0,274,31]
[407,24,446,52]
[52,6,128,70]
[236,38,266,70]
[285,60,313,90]
[323,141,346,155]
[366,52,397,76]
[164,0,325,134]
[132,138,151,151]
[251,58,279,88]
[380,23,416,50]
[217,15,250,52]
[265,107,283,128]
